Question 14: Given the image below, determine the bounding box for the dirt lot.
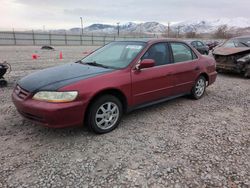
[0,46,249,188]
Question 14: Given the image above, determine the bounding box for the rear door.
[131,43,175,106]
[169,42,200,95]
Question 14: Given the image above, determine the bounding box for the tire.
[244,70,250,78]
[86,95,123,134]
[191,76,206,100]
[216,68,222,73]
[0,79,7,87]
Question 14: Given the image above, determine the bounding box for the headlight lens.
[237,54,250,63]
[32,91,78,103]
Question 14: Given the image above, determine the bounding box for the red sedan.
[12,39,217,133]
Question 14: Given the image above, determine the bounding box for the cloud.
[0,0,250,29]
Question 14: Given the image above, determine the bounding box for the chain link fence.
[0,31,157,46]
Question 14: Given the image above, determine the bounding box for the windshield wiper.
[84,61,111,69]
[76,60,118,69]
[239,42,250,47]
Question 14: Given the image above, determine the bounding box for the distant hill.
[41,17,250,36]
[172,17,250,34]
[68,22,166,35]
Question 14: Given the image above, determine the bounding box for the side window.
[191,41,196,47]
[170,43,197,63]
[142,43,170,66]
[197,41,204,47]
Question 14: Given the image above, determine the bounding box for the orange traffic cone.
[32,54,39,60]
[59,51,63,60]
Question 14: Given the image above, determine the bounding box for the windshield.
[81,42,146,69]
[223,38,250,48]
[236,38,250,47]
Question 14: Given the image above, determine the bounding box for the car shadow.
[123,96,188,119]
[16,96,188,138]
[14,119,96,138]
[218,72,247,79]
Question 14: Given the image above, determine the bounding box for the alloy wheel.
[195,78,205,97]
[95,102,120,130]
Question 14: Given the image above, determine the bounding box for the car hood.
[17,63,114,93]
[213,47,250,56]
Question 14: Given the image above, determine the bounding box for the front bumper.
[216,63,241,73]
[12,91,86,128]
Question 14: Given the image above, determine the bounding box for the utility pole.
[80,17,83,35]
[167,22,170,38]
[13,28,16,45]
[117,22,120,36]
[140,24,142,37]
[177,26,181,38]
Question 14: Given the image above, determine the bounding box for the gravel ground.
[0,46,249,188]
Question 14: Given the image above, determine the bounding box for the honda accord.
[12,39,217,133]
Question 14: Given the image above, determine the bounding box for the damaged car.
[213,36,250,78]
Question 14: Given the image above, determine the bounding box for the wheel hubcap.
[195,79,205,97]
[95,102,119,130]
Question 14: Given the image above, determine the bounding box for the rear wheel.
[86,95,123,134]
[191,76,206,100]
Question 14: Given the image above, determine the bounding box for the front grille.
[14,85,30,100]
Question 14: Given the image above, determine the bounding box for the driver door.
[131,43,175,106]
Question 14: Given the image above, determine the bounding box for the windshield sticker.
[126,45,143,50]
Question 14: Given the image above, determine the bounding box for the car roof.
[115,38,188,44]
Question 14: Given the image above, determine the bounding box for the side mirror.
[136,59,155,70]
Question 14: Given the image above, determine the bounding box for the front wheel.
[86,95,123,134]
[191,76,206,100]
[0,79,7,87]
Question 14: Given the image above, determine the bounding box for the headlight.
[32,91,78,103]
[237,54,250,63]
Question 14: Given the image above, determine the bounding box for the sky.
[1,0,250,30]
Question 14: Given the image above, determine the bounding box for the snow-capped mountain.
[133,22,166,33]
[209,17,250,28]
[67,18,250,35]
[69,22,166,34]
[172,17,250,34]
